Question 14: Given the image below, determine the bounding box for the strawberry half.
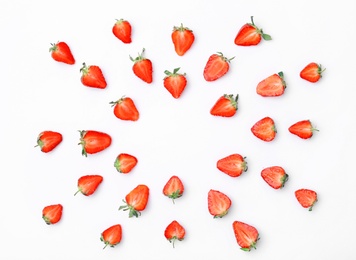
[163,175,184,203]
[203,52,234,82]
[207,189,232,218]
[300,62,325,83]
[251,116,276,142]
[171,23,195,56]
[78,130,112,157]
[210,94,238,117]
[42,204,63,225]
[261,166,289,189]
[234,16,272,46]
[232,220,259,251]
[256,72,286,97]
[80,63,107,89]
[114,153,138,174]
[217,153,248,178]
[295,189,318,211]
[74,175,103,196]
[164,220,186,248]
[119,184,149,218]
[100,224,122,249]
[112,18,132,44]
[289,120,318,139]
[110,96,140,121]
[130,48,153,83]
[35,131,63,153]
[49,41,75,65]
[163,67,187,99]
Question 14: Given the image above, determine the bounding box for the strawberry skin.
[74,175,103,196]
[42,204,63,225]
[119,184,149,218]
[164,220,185,248]
[256,72,286,97]
[171,23,195,56]
[78,130,112,157]
[110,96,140,121]
[49,41,75,65]
[300,62,325,83]
[35,131,63,153]
[295,189,318,211]
[251,116,277,142]
[100,224,122,249]
[208,189,232,218]
[130,48,153,83]
[114,153,138,174]
[163,175,184,203]
[163,67,187,99]
[112,18,132,44]
[210,94,238,117]
[217,153,248,178]
[203,52,234,82]
[232,221,259,251]
[289,120,318,139]
[234,16,272,46]
[80,63,107,89]
[261,166,288,189]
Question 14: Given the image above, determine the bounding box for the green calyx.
[224,94,239,110]
[216,52,235,63]
[164,67,185,78]
[249,16,272,41]
[118,200,141,218]
[130,48,146,63]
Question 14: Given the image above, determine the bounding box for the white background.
[1,0,356,259]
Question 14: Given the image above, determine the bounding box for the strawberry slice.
[210,94,238,117]
[119,184,149,218]
[114,153,138,174]
[74,175,103,196]
[232,221,259,251]
[217,153,248,178]
[234,16,272,46]
[164,220,186,248]
[80,63,107,89]
[288,120,318,139]
[163,67,187,99]
[256,72,286,97]
[171,23,195,56]
[42,204,63,225]
[203,52,234,81]
[300,62,325,83]
[261,166,288,189]
[163,175,184,203]
[100,224,122,249]
[295,189,318,211]
[35,131,63,153]
[207,189,232,218]
[130,48,153,83]
[112,18,132,44]
[110,96,140,121]
[251,116,277,142]
[49,41,75,65]
[78,130,112,157]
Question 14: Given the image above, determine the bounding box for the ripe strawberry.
[130,48,153,83]
[112,18,132,44]
[300,62,325,83]
[110,96,139,121]
[207,189,232,218]
[261,166,288,189]
[234,16,272,46]
[256,72,286,97]
[251,116,277,142]
[35,131,63,153]
[42,204,63,225]
[78,130,112,157]
[217,153,248,178]
[203,52,234,82]
[119,184,149,218]
[114,153,138,174]
[295,188,318,211]
[171,23,195,56]
[49,41,75,65]
[164,220,186,248]
[163,67,187,99]
[74,175,103,196]
[232,220,259,251]
[80,63,107,89]
[100,224,122,249]
[163,175,184,203]
[289,120,318,139]
[210,94,238,117]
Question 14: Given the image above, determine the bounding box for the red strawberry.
[163,175,184,203]
[171,23,195,56]
[35,131,63,153]
[130,48,153,83]
[78,130,112,157]
[232,221,259,251]
[119,184,149,218]
[112,18,132,44]
[80,63,107,89]
[110,96,139,121]
[114,153,138,174]
[100,224,122,249]
[42,204,63,225]
[49,41,75,65]
[74,175,103,196]
[207,189,232,218]
[300,62,325,83]
[163,67,187,99]
[210,94,238,117]
[289,120,318,139]
[203,52,234,82]
[261,166,288,189]
[164,220,186,248]
[234,16,272,46]
[251,116,276,142]
[217,153,248,178]
[295,188,318,211]
[256,72,286,97]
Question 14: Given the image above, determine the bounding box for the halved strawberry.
[49,41,75,65]
[295,188,318,211]
[80,63,107,89]
[78,130,112,157]
[261,166,288,189]
[114,153,138,174]
[35,131,63,153]
[232,220,259,251]
[110,96,140,121]
[256,72,286,97]
[234,16,272,46]
[210,94,238,117]
[119,184,149,218]
[74,175,103,196]
[208,189,232,218]
[288,120,318,139]
[171,23,195,56]
[251,116,276,142]
[163,67,187,99]
[100,224,122,249]
[163,175,184,203]
[42,204,63,225]
[130,48,153,83]
[300,62,325,83]
[217,153,248,178]
[203,52,234,82]
[112,18,132,44]
[164,220,186,248]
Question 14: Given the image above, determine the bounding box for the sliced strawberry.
[164,220,186,248]
[217,153,248,178]
[171,23,195,56]
[112,18,132,44]
[251,116,277,142]
[210,94,238,117]
[110,96,140,121]
[100,224,122,249]
[261,166,288,189]
[74,175,103,196]
[35,131,63,153]
[163,67,187,99]
[163,175,184,203]
[208,189,232,218]
[295,189,318,211]
[234,16,272,46]
[42,204,63,225]
[49,41,75,64]
[203,52,234,81]
[114,153,138,174]
[232,220,259,251]
[119,184,149,218]
[78,130,112,157]
[80,63,107,89]
[300,62,325,83]
[256,72,286,97]
[288,120,318,139]
[130,48,153,83]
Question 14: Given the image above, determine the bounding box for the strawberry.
[119,184,149,218]
[100,224,122,249]
[114,153,138,174]
[210,94,238,117]
[232,220,259,251]
[164,220,186,248]
[42,204,63,225]
[35,131,63,153]
[112,18,132,44]
[207,189,232,218]
[163,175,184,203]
[163,67,187,99]
[171,23,195,56]
[300,62,325,83]
[234,16,272,46]
[80,63,107,89]
[130,48,153,83]
[110,96,139,121]
[217,153,248,178]
[288,120,318,139]
[203,52,234,82]
[251,116,277,142]
[74,175,103,196]
[256,71,286,97]
[49,41,75,65]
[295,188,318,211]
[78,130,112,157]
[261,166,288,189]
